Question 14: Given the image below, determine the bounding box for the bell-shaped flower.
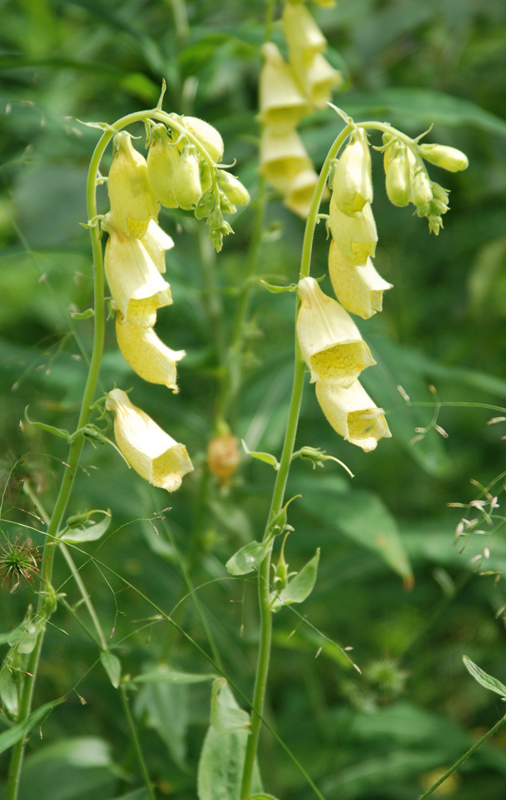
[115,313,185,393]
[141,219,174,274]
[147,124,179,209]
[329,198,378,266]
[260,126,313,195]
[296,277,375,387]
[104,226,172,327]
[283,3,327,62]
[419,143,468,173]
[181,116,224,163]
[258,43,312,129]
[284,168,319,219]
[106,389,193,492]
[107,131,159,239]
[328,239,392,319]
[173,143,202,210]
[315,380,391,452]
[290,52,342,108]
[332,129,373,215]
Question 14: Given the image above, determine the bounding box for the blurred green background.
[1,0,506,798]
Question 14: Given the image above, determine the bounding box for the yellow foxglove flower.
[173,144,202,210]
[290,52,342,108]
[419,143,468,173]
[115,313,185,393]
[283,2,327,62]
[329,198,378,266]
[147,124,179,209]
[141,219,174,274]
[259,43,312,129]
[108,132,159,239]
[104,228,172,327]
[284,168,319,219]
[106,389,193,492]
[315,380,391,452]
[332,129,373,215]
[181,116,224,163]
[297,277,375,387]
[328,239,392,320]
[260,126,313,195]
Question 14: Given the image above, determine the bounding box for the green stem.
[120,685,157,800]
[5,109,152,800]
[417,713,506,799]
[239,123,353,800]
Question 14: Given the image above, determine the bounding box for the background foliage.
[1,0,506,798]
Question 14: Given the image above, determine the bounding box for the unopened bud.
[207,434,241,486]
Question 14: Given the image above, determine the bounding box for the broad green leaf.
[241,440,279,470]
[0,697,65,754]
[100,651,121,689]
[210,679,250,734]
[61,510,111,543]
[273,550,320,610]
[463,656,506,699]
[133,668,217,685]
[226,541,270,576]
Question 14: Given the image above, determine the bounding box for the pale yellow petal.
[106,389,193,492]
[315,380,391,452]
[297,277,375,386]
[328,239,392,319]
[115,314,185,393]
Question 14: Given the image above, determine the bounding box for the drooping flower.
[296,277,375,386]
[260,126,313,195]
[104,226,172,327]
[328,239,392,319]
[107,131,159,239]
[329,198,378,266]
[332,129,373,215]
[106,389,193,492]
[115,313,185,393]
[315,380,391,452]
[258,43,312,129]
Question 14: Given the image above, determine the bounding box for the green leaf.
[241,440,279,470]
[133,668,217,684]
[273,550,320,610]
[100,651,121,689]
[463,656,506,699]
[61,510,111,543]
[210,679,250,734]
[0,697,65,754]
[225,541,270,576]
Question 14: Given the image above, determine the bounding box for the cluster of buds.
[102,115,248,491]
[297,127,393,451]
[259,1,342,217]
[382,134,468,234]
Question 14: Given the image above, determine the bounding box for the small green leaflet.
[226,541,270,576]
[272,550,320,611]
[241,440,279,470]
[0,697,65,754]
[463,655,506,700]
[101,651,121,689]
[210,679,250,734]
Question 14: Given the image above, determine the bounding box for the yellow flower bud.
[329,199,378,266]
[315,380,391,452]
[419,143,468,173]
[332,129,373,215]
[207,434,241,486]
[284,168,319,219]
[290,52,342,108]
[115,313,185,393]
[104,228,172,327]
[328,239,392,320]
[173,144,202,210]
[216,170,250,206]
[147,124,179,209]
[297,277,375,386]
[383,142,412,207]
[260,126,313,195]
[106,389,193,492]
[283,2,327,62]
[258,43,312,129]
[181,116,224,163]
[108,132,159,239]
[141,219,174,274]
